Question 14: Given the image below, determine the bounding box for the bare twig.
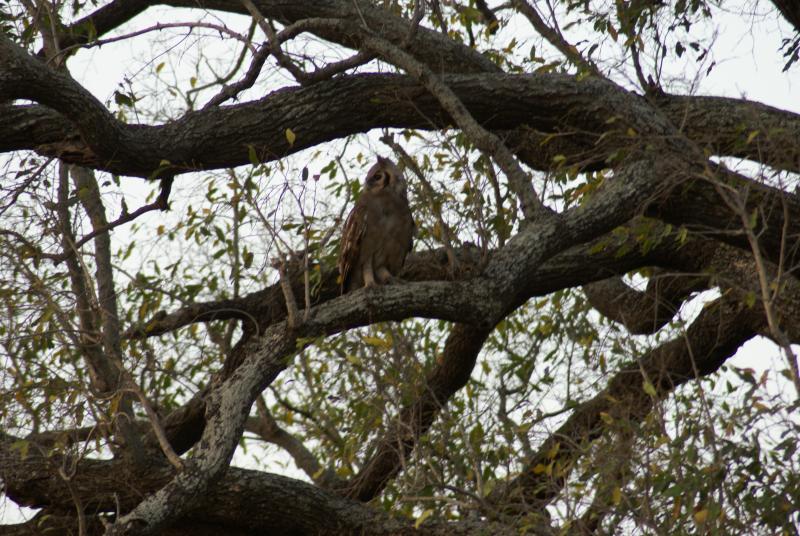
[311,18,552,221]
[0,228,61,261]
[241,0,375,86]
[380,134,458,274]
[60,21,257,56]
[513,0,602,76]
[712,178,800,398]
[127,381,184,470]
[0,157,54,218]
[272,256,301,328]
[188,20,256,99]
[52,178,171,264]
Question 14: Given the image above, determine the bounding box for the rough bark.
[488,293,766,511]
[2,0,799,534]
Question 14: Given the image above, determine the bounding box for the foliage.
[1,0,799,535]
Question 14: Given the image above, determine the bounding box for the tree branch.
[342,323,491,501]
[0,432,518,535]
[488,292,765,512]
[513,0,602,76]
[55,163,145,464]
[584,269,708,335]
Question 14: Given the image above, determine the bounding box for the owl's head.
[364,157,407,197]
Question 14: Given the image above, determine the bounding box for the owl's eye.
[369,172,386,185]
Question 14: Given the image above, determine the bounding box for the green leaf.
[345,354,362,366]
[414,509,433,529]
[748,208,758,229]
[11,440,30,459]
[248,145,259,166]
[113,90,134,107]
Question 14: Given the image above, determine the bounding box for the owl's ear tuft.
[376,156,389,167]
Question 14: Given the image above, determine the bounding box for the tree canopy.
[1,0,799,534]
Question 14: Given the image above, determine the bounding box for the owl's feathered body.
[338,158,414,294]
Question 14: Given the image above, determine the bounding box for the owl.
[338,157,415,293]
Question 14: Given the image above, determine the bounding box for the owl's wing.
[338,201,368,294]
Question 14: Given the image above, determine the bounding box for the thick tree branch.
[0,34,132,167]
[649,163,800,271]
[584,268,708,335]
[0,433,517,536]
[342,323,491,501]
[4,65,799,176]
[488,292,765,512]
[490,239,800,511]
[660,94,800,173]
[55,164,145,464]
[2,68,799,194]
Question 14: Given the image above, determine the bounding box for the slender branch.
[347,20,552,221]
[60,21,257,56]
[342,323,491,501]
[513,0,602,76]
[272,255,301,329]
[51,180,171,264]
[712,179,800,397]
[488,293,765,511]
[248,396,342,487]
[188,21,256,100]
[70,165,149,465]
[127,382,184,470]
[58,465,88,536]
[241,1,375,86]
[55,163,143,464]
[202,41,272,108]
